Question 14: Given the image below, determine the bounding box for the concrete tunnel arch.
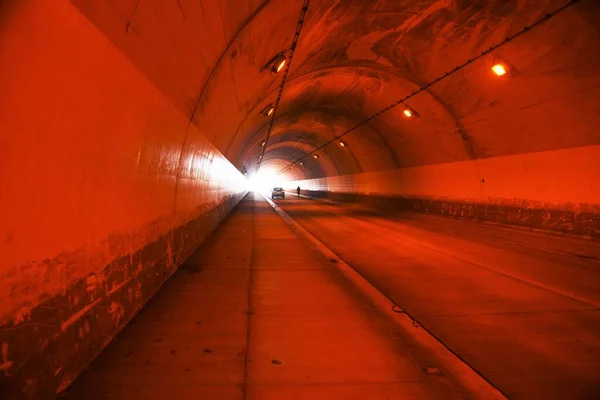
[0,0,599,396]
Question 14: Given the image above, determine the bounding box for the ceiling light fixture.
[260,140,266,147]
[313,154,318,159]
[259,104,275,117]
[402,105,419,118]
[276,58,286,73]
[491,55,513,77]
[264,52,287,74]
[339,141,347,147]
[491,63,507,76]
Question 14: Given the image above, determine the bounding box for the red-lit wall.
[290,145,600,237]
[0,1,247,396]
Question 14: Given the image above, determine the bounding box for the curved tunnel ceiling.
[73,0,600,180]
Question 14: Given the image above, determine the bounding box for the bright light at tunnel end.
[249,168,287,193]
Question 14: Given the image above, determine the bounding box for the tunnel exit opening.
[249,167,287,193]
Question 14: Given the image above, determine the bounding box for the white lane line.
[265,194,508,400]
[285,195,600,310]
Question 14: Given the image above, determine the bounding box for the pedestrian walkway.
[61,193,471,399]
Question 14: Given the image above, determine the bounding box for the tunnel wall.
[0,1,247,397]
[291,145,600,238]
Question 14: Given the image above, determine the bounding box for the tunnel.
[1,0,599,398]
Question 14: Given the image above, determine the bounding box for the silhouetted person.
[297,186,301,197]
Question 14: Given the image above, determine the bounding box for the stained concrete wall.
[0,1,247,397]
[273,0,600,238]
[289,145,600,237]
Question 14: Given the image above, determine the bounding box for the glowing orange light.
[403,109,413,118]
[260,104,274,117]
[299,162,303,165]
[339,141,346,147]
[276,58,286,72]
[261,141,266,147]
[313,154,318,159]
[492,63,507,76]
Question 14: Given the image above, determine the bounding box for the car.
[271,187,285,199]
